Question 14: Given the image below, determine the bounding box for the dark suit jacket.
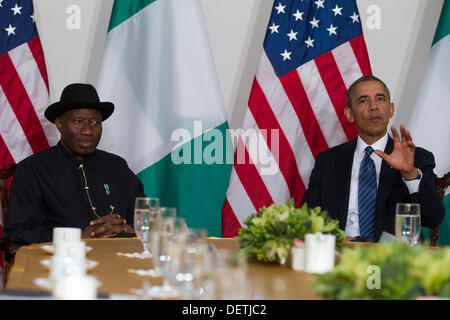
[302,137,445,241]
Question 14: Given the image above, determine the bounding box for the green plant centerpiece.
[314,242,450,299]
[233,200,345,264]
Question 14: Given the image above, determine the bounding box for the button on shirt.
[345,134,421,237]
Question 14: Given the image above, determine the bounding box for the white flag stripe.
[98,45,166,173]
[256,52,315,187]
[297,60,348,147]
[0,86,34,162]
[97,0,226,174]
[8,43,58,147]
[226,169,257,226]
[408,35,450,177]
[332,41,363,89]
[242,110,291,205]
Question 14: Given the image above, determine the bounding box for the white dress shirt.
[345,134,421,237]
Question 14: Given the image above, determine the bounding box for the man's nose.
[80,122,94,135]
[368,98,379,111]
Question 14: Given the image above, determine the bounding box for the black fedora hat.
[44,83,114,123]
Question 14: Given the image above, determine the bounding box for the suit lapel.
[375,136,398,237]
[336,139,357,230]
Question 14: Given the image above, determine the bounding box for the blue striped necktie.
[358,146,376,238]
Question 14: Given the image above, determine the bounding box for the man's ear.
[389,102,395,118]
[55,117,63,134]
[344,107,354,123]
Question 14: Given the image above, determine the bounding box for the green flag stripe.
[136,122,233,237]
[108,0,157,32]
[422,194,450,246]
[441,194,450,245]
[432,0,450,46]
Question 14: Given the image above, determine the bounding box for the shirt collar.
[356,133,389,156]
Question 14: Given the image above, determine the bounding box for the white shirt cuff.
[403,177,421,194]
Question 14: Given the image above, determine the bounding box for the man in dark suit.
[5,83,145,244]
[302,75,445,242]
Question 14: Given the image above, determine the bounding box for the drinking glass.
[150,217,188,298]
[203,248,249,299]
[145,207,181,259]
[395,203,421,245]
[172,228,210,299]
[134,197,160,257]
[186,228,208,242]
[159,207,177,220]
[134,208,181,284]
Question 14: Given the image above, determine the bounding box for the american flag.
[0,0,57,227]
[222,0,372,237]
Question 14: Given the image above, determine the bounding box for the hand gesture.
[82,214,134,239]
[373,125,418,180]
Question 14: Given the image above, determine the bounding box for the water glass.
[203,248,249,299]
[159,207,177,220]
[172,228,209,299]
[150,217,187,297]
[134,197,160,256]
[395,203,421,245]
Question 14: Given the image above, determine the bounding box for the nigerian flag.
[409,0,450,245]
[96,0,232,237]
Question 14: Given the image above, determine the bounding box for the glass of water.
[151,216,188,298]
[172,228,210,299]
[134,197,160,257]
[395,203,421,245]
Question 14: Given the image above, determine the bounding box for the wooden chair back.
[0,163,17,287]
[0,164,17,228]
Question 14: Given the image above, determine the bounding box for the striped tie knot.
[365,146,374,156]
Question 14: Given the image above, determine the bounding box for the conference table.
[4,237,320,299]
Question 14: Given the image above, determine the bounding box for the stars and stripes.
[222,0,372,237]
[0,0,57,169]
[0,0,57,231]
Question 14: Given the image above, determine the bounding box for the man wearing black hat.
[4,83,146,244]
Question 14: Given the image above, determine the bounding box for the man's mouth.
[78,141,94,148]
[369,116,383,123]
